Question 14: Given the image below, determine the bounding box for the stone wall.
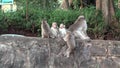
[0,36,120,68]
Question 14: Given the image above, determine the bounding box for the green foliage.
[0,5,105,38]
[0,11,8,31]
[49,9,80,27]
[73,0,80,9]
[115,8,120,22]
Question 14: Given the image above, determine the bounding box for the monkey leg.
[42,33,49,38]
[65,44,75,57]
[66,48,71,57]
[75,31,86,39]
[76,31,90,40]
[81,31,90,39]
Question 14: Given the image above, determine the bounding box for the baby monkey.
[51,22,59,37]
[59,23,67,38]
[64,31,76,57]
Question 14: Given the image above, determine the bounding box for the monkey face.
[60,24,64,28]
[52,22,57,28]
[41,20,46,25]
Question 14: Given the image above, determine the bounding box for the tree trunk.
[60,0,73,10]
[96,0,117,25]
[80,0,83,9]
[109,0,117,24]
[96,0,101,10]
[118,0,120,8]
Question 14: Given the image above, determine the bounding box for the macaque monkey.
[51,22,59,37]
[68,15,90,40]
[59,23,67,38]
[41,20,55,38]
[63,31,76,57]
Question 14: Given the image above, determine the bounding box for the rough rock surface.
[0,36,120,68]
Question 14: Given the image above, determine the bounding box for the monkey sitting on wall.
[51,22,59,38]
[59,23,67,38]
[63,31,76,57]
[68,15,90,40]
[41,20,55,38]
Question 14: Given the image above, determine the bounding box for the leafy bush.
[0,11,9,31]
[49,9,80,27]
[0,6,105,38]
[116,8,120,23]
